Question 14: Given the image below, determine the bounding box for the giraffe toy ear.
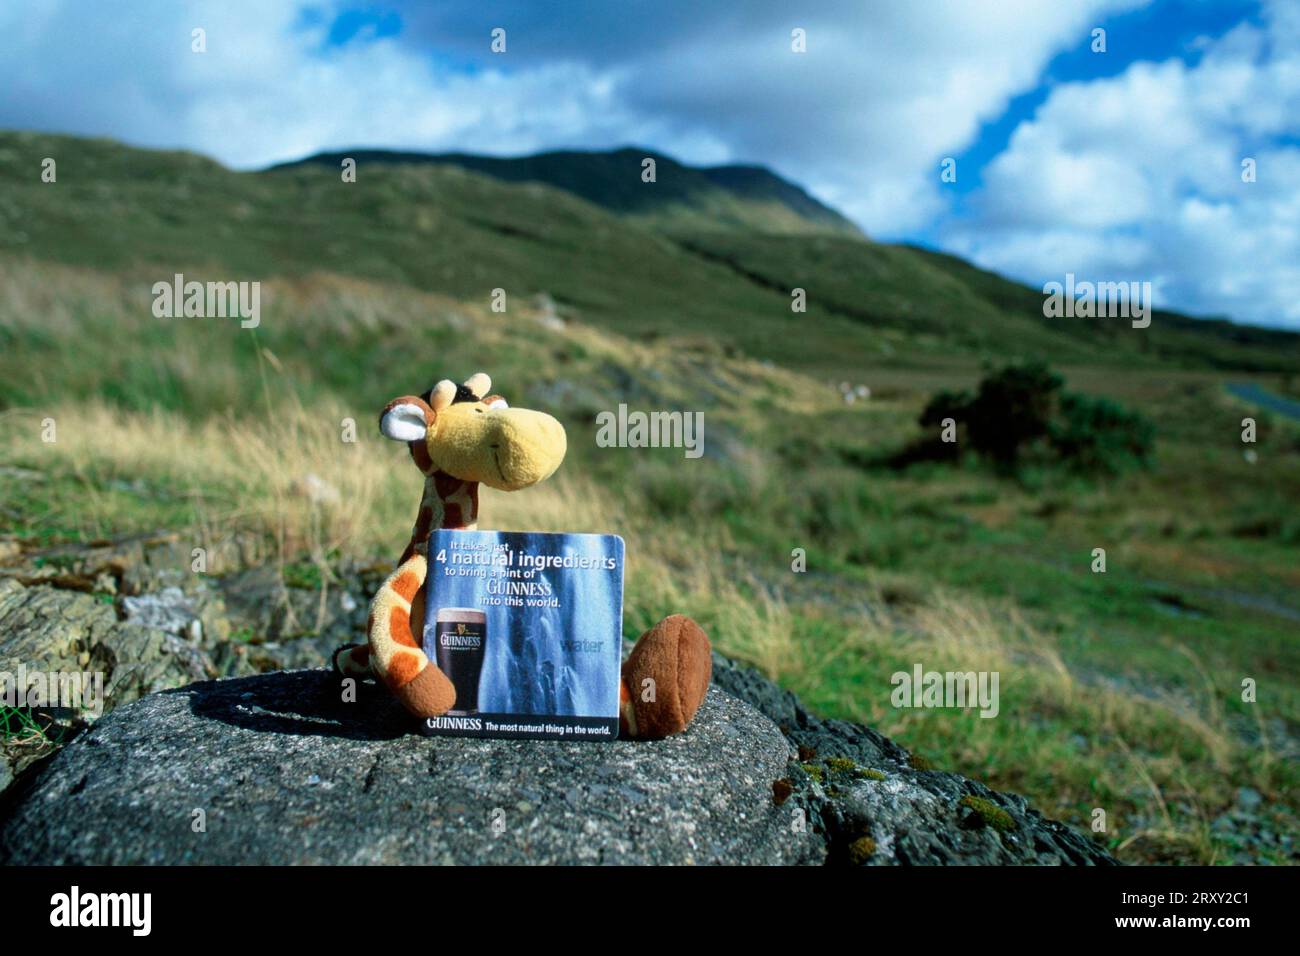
[380,402,429,442]
[428,379,458,412]
[463,372,491,399]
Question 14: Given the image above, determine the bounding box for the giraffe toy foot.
[332,641,455,719]
[620,615,712,739]
[390,663,458,719]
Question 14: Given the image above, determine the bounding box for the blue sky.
[1,0,1297,328]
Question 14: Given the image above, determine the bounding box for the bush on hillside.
[912,362,1154,475]
[1049,391,1156,475]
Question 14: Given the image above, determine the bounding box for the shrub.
[915,362,1153,476]
[1049,392,1155,475]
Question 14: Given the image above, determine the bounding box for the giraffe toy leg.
[619,615,712,739]
[366,553,457,718]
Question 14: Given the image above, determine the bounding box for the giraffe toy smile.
[333,372,713,739]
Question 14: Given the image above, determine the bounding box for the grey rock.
[0,577,118,672]
[0,547,1117,866]
[122,586,197,636]
[711,651,909,767]
[0,578,216,708]
[215,564,370,649]
[225,635,343,675]
[0,671,823,866]
[712,653,1117,865]
[814,765,1114,865]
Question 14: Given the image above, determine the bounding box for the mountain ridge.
[274,144,865,239]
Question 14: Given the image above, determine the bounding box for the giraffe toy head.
[378,372,566,491]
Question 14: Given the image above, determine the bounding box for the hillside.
[2,130,1296,386]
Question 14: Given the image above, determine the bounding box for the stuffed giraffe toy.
[333,372,713,739]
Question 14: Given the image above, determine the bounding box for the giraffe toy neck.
[402,471,479,561]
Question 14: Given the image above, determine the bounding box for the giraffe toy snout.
[485,407,567,490]
[377,373,567,491]
[431,403,566,491]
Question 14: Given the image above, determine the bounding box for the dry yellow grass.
[1,399,639,561]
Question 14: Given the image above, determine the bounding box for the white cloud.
[950,0,1300,327]
[0,0,1143,234]
[0,1,641,166]
[587,0,1149,233]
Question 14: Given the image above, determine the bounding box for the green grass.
[1,706,71,762]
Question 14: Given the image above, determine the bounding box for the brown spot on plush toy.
[332,372,712,739]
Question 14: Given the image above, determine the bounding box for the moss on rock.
[847,835,877,864]
[959,794,1018,833]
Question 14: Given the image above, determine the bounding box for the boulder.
[0,536,1117,865]
[0,659,1116,865]
[711,654,1118,865]
[0,671,822,865]
[0,576,219,783]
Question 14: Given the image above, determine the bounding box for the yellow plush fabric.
[427,403,567,491]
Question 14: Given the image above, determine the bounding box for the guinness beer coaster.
[421,529,624,740]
